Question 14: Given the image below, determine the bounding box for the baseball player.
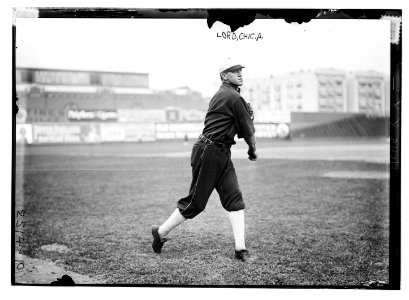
[152,58,257,261]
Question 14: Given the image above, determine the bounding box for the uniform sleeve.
[233,97,255,139]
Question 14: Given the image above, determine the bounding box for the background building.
[242,68,389,116]
[346,71,388,115]
[15,67,388,144]
[15,67,292,144]
[241,77,274,111]
[16,67,207,124]
[243,69,348,113]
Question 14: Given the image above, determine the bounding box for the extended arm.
[244,134,257,161]
[233,98,257,161]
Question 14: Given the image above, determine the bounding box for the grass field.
[14,138,390,286]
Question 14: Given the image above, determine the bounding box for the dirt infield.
[15,251,103,285]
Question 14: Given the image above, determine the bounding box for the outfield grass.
[15,140,390,286]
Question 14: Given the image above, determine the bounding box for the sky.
[16,15,390,98]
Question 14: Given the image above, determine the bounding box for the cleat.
[234,249,250,262]
[151,225,167,253]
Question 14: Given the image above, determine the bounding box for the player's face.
[224,68,243,86]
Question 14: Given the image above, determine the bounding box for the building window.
[319,98,327,106]
[21,70,34,83]
[335,85,343,95]
[296,89,302,99]
[90,74,100,85]
[319,88,327,98]
[287,88,293,98]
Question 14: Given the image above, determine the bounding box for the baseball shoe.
[151,225,167,253]
[235,249,250,262]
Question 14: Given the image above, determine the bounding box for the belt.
[198,134,216,145]
[198,134,229,147]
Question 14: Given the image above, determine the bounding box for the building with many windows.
[266,69,347,113]
[346,71,389,114]
[241,77,273,111]
[241,68,388,115]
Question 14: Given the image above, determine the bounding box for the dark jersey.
[202,82,255,145]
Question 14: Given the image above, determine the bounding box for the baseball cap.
[219,58,245,73]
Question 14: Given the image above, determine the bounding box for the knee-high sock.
[229,209,246,251]
[158,208,187,237]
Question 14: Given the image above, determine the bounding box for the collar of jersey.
[221,82,241,94]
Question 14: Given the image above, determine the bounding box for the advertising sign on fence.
[33,124,83,144]
[123,123,156,142]
[117,109,167,123]
[99,124,126,142]
[254,123,290,139]
[155,123,204,140]
[67,109,118,122]
[30,123,157,144]
[99,123,155,142]
[179,109,206,122]
[26,121,290,145]
[16,124,33,144]
[81,124,101,143]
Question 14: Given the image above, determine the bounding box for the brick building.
[15,67,207,123]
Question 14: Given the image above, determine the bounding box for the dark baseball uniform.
[177,82,255,219]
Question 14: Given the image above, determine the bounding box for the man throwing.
[152,58,257,261]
